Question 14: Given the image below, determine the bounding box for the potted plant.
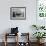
[33,32,46,43]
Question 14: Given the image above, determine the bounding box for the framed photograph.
[37,0,46,19]
[36,0,46,25]
[10,7,26,20]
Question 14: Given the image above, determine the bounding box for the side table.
[4,33,18,46]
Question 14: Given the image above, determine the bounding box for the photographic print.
[10,7,26,20]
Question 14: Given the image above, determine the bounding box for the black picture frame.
[10,7,26,20]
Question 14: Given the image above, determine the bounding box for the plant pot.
[37,39,45,44]
[37,39,40,43]
[40,38,45,43]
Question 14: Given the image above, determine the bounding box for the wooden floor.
[0,42,46,46]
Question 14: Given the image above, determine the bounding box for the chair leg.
[4,41,7,46]
[4,33,7,46]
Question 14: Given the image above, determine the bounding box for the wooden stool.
[4,33,18,46]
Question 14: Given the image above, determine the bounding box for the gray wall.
[0,0,36,42]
